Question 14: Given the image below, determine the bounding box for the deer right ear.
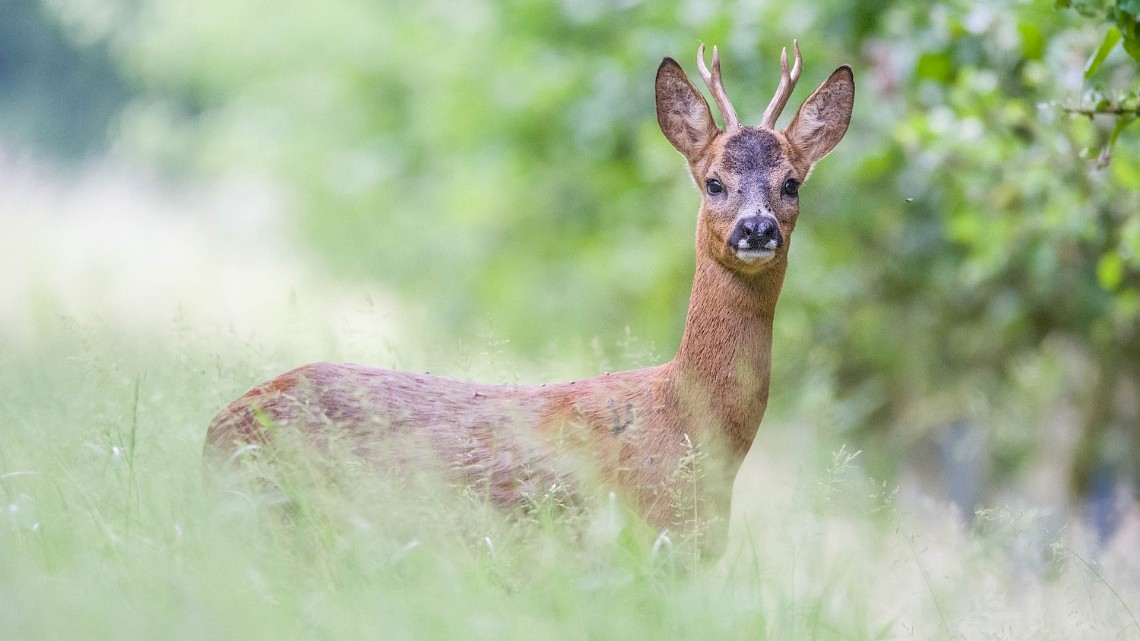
[655,58,719,163]
[783,66,854,169]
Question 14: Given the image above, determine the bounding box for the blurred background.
[2,0,1137,538]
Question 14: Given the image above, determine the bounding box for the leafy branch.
[1056,2,1140,164]
[1062,105,1140,115]
[1057,0,1140,63]
[1061,89,1139,166]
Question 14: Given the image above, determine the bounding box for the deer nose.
[730,215,782,251]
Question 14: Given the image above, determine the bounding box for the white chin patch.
[735,248,776,263]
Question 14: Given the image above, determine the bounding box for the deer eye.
[705,179,725,195]
[782,178,800,197]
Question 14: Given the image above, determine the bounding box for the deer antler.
[697,43,740,132]
[760,40,803,129]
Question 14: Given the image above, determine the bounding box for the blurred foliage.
[45,0,874,364]
[0,0,131,157]
[23,0,1140,503]
[1057,0,1140,163]
[1060,0,1140,61]
[834,1,1140,496]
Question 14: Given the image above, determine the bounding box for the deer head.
[655,41,854,276]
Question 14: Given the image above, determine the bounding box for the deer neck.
[668,244,787,457]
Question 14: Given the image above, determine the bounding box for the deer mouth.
[734,247,777,263]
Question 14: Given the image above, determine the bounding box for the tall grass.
[2,315,1139,641]
[1,161,1137,640]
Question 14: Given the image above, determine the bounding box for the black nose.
[729,216,782,250]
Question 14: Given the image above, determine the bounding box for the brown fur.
[205,46,855,538]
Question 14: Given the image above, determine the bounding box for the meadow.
[1,159,1138,641]
[4,0,1140,635]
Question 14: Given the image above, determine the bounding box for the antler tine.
[697,43,740,132]
[760,39,803,129]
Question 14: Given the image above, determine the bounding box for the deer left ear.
[784,66,854,168]
[655,57,719,164]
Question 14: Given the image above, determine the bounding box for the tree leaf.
[1124,32,1140,61]
[916,51,954,83]
[1116,7,1140,62]
[1085,27,1121,78]
[1097,252,1124,290]
[1099,114,1137,167]
[1108,114,1138,147]
[1019,22,1046,60]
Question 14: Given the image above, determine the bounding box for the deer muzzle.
[729,215,782,262]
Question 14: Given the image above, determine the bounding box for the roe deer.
[205,42,854,543]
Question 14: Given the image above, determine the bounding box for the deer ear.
[784,66,854,168]
[656,58,719,163]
